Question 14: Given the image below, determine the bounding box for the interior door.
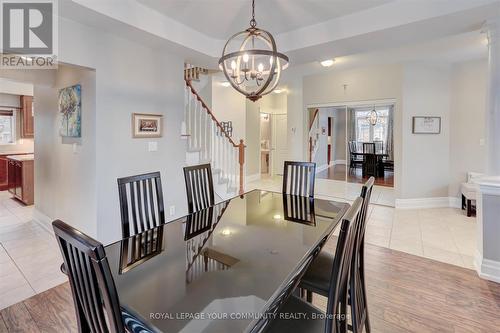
[272,114,288,176]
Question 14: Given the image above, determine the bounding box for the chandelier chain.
[250,0,257,28]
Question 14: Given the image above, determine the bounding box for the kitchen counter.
[0,151,33,155]
[7,154,34,162]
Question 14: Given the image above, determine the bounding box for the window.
[0,110,15,144]
[355,108,390,144]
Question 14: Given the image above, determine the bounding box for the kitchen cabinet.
[0,153,31,191]
[7,155,34,205]
[20,95,34,138]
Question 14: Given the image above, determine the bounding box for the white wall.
[401,64,451,198]
[25,16,188,244]
[211,78,246,142]
[449,60,487,197]
[34,65,97,236]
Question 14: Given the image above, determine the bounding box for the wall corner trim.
[475,251,500,283]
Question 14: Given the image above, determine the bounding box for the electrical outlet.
[169,206,175,216]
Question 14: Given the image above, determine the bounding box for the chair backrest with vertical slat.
[117,172,165,239]
[184,206,214,240]
[282,161,316,198]
[324,197,363,333]
[363,142,375,154]
[349,178,375,332]
[373,140,384,154]
[52,220,124,333]
[183,164,215,213]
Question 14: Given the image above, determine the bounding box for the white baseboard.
[33,208,54,234]
[395,196,457,209]
[475,251,500,283]
[448,197,462,209]
[333,159,346,165]
[246,173,261,183]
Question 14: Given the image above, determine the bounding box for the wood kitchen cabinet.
[20,95,34,138]
[7,156,34,205]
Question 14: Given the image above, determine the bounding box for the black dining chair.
[373,141,384,155]
[348,141,363,173]
[53,220,153,333]
[299,177,375,333]
[283,161,316,198]
[264,197,363,333]
[362,143,377,177]
[117,172,165,238]
[183,163,215,213]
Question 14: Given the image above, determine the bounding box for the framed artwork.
[221,121,233,137]
[132,113,163,138]
[59,84,81,137]
[412,116,441,134]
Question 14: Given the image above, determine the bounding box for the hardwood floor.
[317,164,394,187]
[1,244,499,332]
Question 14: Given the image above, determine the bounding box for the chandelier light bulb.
[243,53,249,63]
[231,60,237,70]
[257,63,264,72]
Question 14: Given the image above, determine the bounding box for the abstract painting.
[59,84,81,137]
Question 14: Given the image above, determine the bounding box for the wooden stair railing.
[185,79,246,194]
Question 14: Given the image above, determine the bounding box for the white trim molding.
[475,250,500,283]
[33,208,54,234]
[395,196,460,209]
[333,159,347,166]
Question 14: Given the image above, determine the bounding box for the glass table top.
[105,190,349,333]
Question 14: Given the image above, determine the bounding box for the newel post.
[238,139,246,194]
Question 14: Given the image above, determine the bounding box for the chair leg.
[467,200,472,217]
[461,194,466,210]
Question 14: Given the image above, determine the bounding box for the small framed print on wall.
[412,116,441,134]
[132,113,163,138]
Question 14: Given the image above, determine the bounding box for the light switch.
[148,141,158,152]
[479,138,485,146]
[169,206,175,216]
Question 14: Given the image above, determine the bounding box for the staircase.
[183,79,245,201]
[308,109,320,162]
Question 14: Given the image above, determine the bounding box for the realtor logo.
[1,0,57,68]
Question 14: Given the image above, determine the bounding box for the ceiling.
[136,0,393,39]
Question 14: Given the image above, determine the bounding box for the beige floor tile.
[423,245,464,267]
[461,255,476,270]
[0,284,35,310]
[389,237,423,256]
[367,216,393,229]
[365,233,390,247]
[0,269,31,295]
[366,224,392,238]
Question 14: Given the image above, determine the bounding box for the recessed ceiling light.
[221,81,231,87]
[320,59,335,67]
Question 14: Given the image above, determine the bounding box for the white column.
[484,18,500,175]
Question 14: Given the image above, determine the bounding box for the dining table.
[352,149,388,177]
[104,189,349,333]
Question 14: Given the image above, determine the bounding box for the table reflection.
[119,224,165,274]
[282,194,316,226]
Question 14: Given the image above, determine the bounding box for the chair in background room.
[348,141,363,173]
[373,140,384,155]
[460,172,484,217]
[265,197,364,333]
[117,172,165,238]
[183,163,215,213]
[299,177,375,333]
[362,143,377,177]
[282,161,316,198]
[53,220,153,333]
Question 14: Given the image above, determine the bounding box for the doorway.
[260,112,287,177]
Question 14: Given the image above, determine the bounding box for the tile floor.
[0,178,476,310]
[0,191,66,310]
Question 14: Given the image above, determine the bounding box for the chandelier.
[367,106,379,126]
[218,0,289,102]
